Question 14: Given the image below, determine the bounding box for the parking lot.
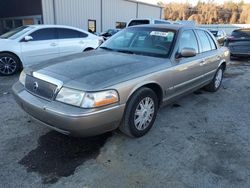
[0,59,250,188]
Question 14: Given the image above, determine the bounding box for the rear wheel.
[204,66,224,92]
[0,53,21,76]
[119,88,159,138]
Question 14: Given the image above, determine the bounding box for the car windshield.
[100,27,176,58]
[0,26,33,40]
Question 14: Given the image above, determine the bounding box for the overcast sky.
[140,0,250,5]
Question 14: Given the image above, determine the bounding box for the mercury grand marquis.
[13,25,230,137]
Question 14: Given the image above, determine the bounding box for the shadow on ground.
[19,131,113,184]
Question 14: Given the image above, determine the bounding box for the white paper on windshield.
[150,31,169,37]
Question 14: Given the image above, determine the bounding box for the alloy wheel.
[134,97,155,131]
[215,69,223,89]
[0,56,17,75]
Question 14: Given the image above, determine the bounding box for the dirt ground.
[0,59,250,188]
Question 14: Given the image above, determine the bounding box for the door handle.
[79,41,84,44]
[50,42,58,47]
[199,59,206,66]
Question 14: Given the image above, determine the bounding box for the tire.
[204,66,224,92]
[0,53,21,76]
[119,87,159,138]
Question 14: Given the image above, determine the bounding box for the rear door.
[20,28,59,66]
[57,28,89,56]
[195,29,219,81]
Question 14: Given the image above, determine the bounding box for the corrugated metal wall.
[102,0,137,31]
[42,0,55,24]
[41,0,162,32]
[42,0,101,31]
[138,4,161,19]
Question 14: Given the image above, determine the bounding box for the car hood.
[30,49,171,90]
[0,38,14,46]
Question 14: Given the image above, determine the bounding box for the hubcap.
[215,69,223,88]
[134,97,155,131]
[0,57,17,75]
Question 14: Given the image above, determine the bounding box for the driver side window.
[179,30,199,53]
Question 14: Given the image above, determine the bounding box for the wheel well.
[0,51,23,69]
[220,62,226,71]
[84,47,94,52]
[142,83,163,106]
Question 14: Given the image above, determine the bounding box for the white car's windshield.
[0,26,34,40]
[100,27,176,58]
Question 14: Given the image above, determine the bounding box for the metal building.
[0,0,163,34]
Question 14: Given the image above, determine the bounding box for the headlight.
[56,87,85,107]
[81,90,119,108]
[56,87,119,108]
[19,71,26,85]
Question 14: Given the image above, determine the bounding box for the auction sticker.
[150,31,169,37]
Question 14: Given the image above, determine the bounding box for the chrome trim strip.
[33,72,63,90]
[173,70,216,89]
[44,104,126,118]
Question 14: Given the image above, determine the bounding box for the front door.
[170,29,204,98]
[20,28,60,66]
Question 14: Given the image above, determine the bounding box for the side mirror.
[24,35,33,42]
[178,48,196,58]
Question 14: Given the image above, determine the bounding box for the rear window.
[154,20,171,24]
[58,28,88,39]
[128,20,150,27]
[232,29,250,38]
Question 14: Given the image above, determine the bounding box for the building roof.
[125,0,163,8]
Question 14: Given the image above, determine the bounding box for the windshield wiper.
[100,47,135,54]
[99,46,114,51]
[116,49,135,54]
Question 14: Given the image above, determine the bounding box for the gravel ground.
[0,59,250,188]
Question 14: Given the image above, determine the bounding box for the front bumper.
[12,82,125,137]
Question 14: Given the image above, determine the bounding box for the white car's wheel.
[0,53,21,76]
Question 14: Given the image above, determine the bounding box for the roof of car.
[131,24,196,31]
[27,24,80,29]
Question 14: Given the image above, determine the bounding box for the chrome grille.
[25,75,57,100]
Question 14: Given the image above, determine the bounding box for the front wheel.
[119,88,159,138]
[204,66,224,92]
[0,53,21,76]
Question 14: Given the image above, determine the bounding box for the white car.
[0,25,103,75]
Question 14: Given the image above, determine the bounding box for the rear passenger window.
[58,28,88,39]
[30,28,57,41]
[205,32,217,50]
[196,30,212,52]
[179,30,199,53]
